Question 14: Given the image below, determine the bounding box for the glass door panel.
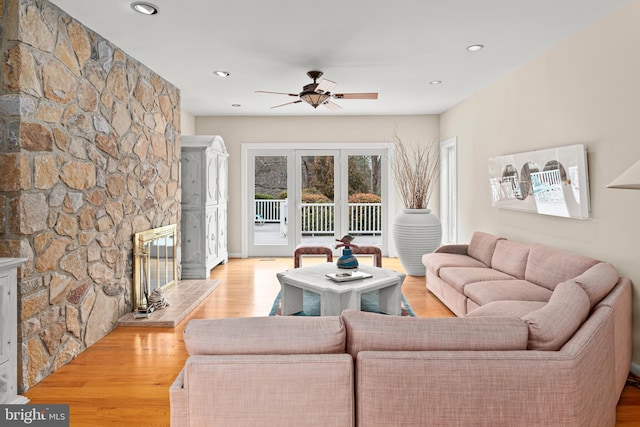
[346,154,382,247]
[253,155,289,247]
[299,154,337,248]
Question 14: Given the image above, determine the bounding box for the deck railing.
[255,199,284,222]
[301,203,334,235]
[348,203,382,235]
[255,199,382,235]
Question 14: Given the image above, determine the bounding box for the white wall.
[180,110,196,136]
[195,115,440,256]
[440,0,640,369]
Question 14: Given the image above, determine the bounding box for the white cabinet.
[181,136,228,279]
[0,258,27,404]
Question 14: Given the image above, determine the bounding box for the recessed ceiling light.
[467,44,484,52]
[231,104,241,107]
[131,2,158,15]
[429,80,442,85]
[214,71,230,77]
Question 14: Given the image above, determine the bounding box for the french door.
[244,144,390,257]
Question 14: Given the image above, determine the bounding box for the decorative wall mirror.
[133,224,178,311]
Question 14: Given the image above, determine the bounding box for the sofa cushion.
[464,280,553,306]
[439,267,515,294]
[341,309,528,358]
[184,316,345,355]
[491,240,530,279]
[422,252,487,275]
[524,244,600,291]
[521,280,590,350]
[572,262,619,309]
[467,300,546,318]
[467,232,505,267]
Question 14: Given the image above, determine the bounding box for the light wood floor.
[24,257,640,426]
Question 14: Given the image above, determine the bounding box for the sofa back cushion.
[524,244,600,290]
[184,316,346,355]
[573,262,619,309]
[521,280,590,351]
[491,240,530,279]
[341,310,528,358]
[467,232,505,267]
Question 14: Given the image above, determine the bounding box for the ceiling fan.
[255,70,378,110]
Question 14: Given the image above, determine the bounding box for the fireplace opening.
[133,224,178,316]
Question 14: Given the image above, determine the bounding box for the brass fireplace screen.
[133,224,178,310]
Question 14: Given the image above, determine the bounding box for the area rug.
[269,289,415,317]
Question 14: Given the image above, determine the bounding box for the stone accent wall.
[0,0,181,390]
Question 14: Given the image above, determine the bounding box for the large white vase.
[392,208,442,276]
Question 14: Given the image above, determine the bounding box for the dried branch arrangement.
[392,134,441,209]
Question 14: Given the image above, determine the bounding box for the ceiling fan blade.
[271,100,302,109]
[333,92,378,100]
[316,78,336,93]
[323,101,342,111]
[255,90,299,97]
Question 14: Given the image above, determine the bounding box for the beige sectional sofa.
[170,232,631,426]
[421,232,631,417]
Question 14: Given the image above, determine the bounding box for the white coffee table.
[276,263,406,316]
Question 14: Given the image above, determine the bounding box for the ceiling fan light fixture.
[429,80,442,85]
[300,92,330,108]
[131,2,158,15]
[256,70,379,110]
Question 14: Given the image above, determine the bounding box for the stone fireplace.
[0,0,181,391]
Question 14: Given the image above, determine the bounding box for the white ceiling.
[50,0,627,117]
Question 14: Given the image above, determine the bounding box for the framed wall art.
[488,144,590,219]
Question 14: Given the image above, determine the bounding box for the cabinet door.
[0,273,10,403]
[206,209,218,260]
[217,154,227,202]
[182,150,204,207]
[206,152,218,205]
[182,210,204,264]
[0,274,8,366]
[217,207,227,255]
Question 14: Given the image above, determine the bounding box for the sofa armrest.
[355,307,616,427]
[169,369,188,427]
[434,244,468,255]
[594,278,632,398]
